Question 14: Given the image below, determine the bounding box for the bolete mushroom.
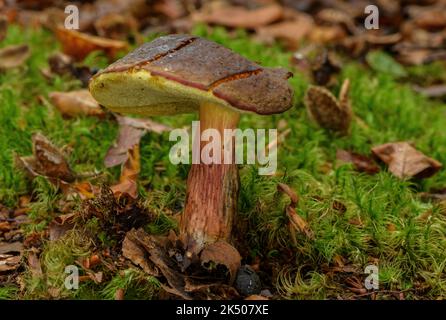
[89,34,293,256]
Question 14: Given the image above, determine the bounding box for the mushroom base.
[180,102,240,256]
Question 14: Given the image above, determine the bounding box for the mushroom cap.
[89,34,294,116]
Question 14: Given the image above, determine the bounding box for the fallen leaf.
[122,234,160,276]
[413,84,446,98]
[31,133,75,182]
[123,228,191,299]
[372,142,442,179]
[193,4,283,29]
[110,144,140,199]
[15,133,75,191]
[336,149,380,174]
[0,241,23,272]
[256,13,314,49]
[413,9,446,30]
[94,13,139,40]
[115,288,125,300]
[48,213,77,241]
[49,90,105,118]
[55,26,128,61]
[277,183,299,207]
[0,44,30,70]
[200,241,241,285]
[153,0,186,20]
[309,25,346,44]
[0,254,21,272]
[419,188,446,202]
[286,206,314,240]
[316,8,358,35]
[0,241,23,254]
[105,115,171,168]
[0,14,7,42]
[304,80,352,135]
[28,250,42,277]
[365,32,402,45]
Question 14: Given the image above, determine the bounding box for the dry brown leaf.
[277,183,299,207]
[123,228,191,300]
[193,4,283,29]
[72,181,97,200]
[336,149,380,174]
[153,0,186,20]
[200,241,241,285]
[48,213,77,241]
[309,25,346,44]
[49,90,105,118]
[111,145,140,199]
[0,14,7,42]
[105,115,171,168]
[15,133,75,188]
[28,250,42,277]
[0,254,21,272]
[0,241,23,272]
[316,8,358,35]
[286,206,314,240]
[419,188,446,202]
[256,13,314,49]
[122,230,160,276]
[304,81,352,135]
[94,13,139,40]
[55,26,128,61]
[0,241,23,254]
[413,84,446,98]
[115,288,125,300]
[33,133,75,182]
[372,142,442,179]
[0,44,30,70]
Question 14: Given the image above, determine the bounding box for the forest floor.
[1,8,446,300]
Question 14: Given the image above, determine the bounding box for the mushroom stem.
[180,102,240,256]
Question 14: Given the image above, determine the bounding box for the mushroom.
[89,34,293,257]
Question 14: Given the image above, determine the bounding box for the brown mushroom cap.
[89,34,294,116]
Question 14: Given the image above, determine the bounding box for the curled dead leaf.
[336,149,380,174]
[105,115,171,168]
[277,183,298,207]
[49,90,105,118]
[193,4,283,29]
[123,228,191,299]
[15,133,75,184]
[55,26,128,61]
[94,13,138,40]
[0,44,30,70]
[255,13,314,50]
[200,241,241,285]
[286,206,314,240]
[111,145,140,199]
[0,14,7,42]
[0,241,23,272]
[372,142,442,179]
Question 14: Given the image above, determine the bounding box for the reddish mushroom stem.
[180,102,240,256]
